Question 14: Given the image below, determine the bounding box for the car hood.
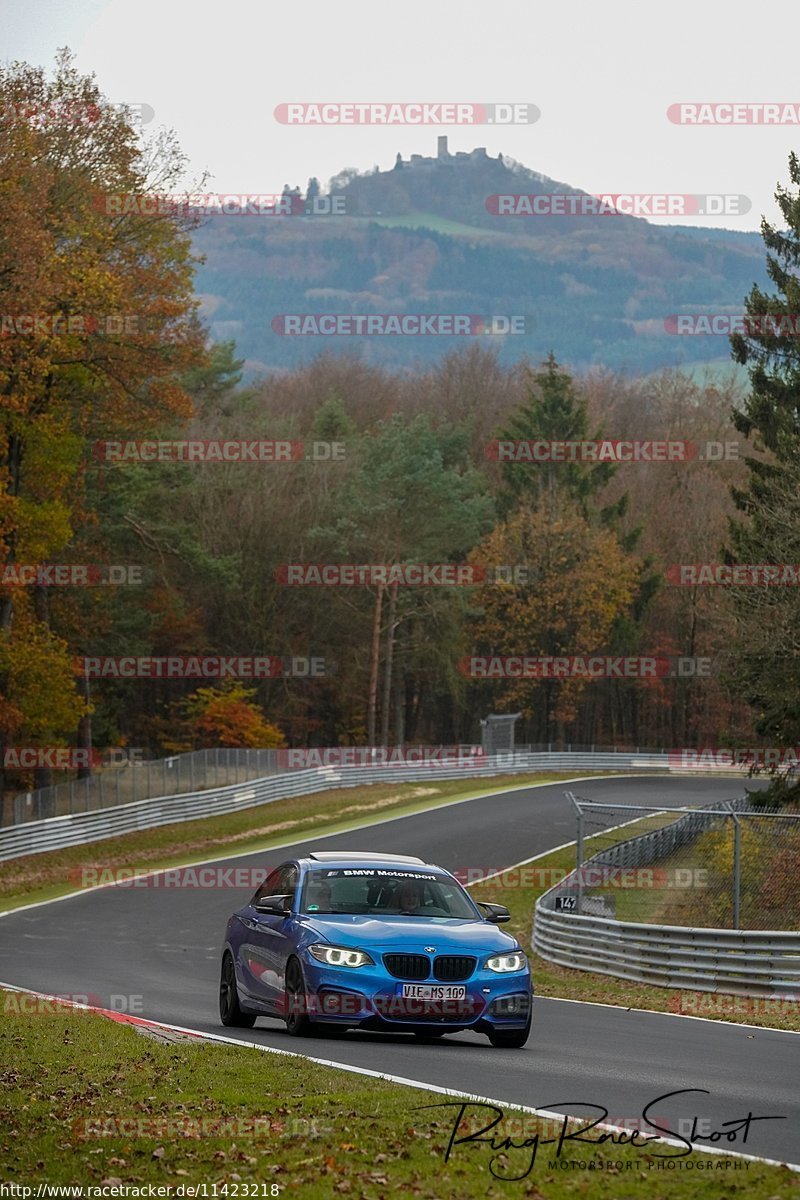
[297,913,520,953]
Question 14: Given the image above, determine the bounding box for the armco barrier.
[533,798,800,997]
[0,750,744,863]
[533,909,800,996]
[0,748,753,864]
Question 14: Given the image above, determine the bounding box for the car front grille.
[433,955,477,981]
[383,953,430,980]
[383,953,478,981]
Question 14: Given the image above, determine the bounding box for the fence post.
[730,807,741,930]
[566,791,583,915]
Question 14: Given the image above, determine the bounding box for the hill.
[192,139,767,378]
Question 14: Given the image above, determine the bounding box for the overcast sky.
[5,0,799,231]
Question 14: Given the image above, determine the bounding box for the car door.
[240,863,299,1011]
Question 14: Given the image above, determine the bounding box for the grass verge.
[1,991,797,1197]
[469,833,800,1034]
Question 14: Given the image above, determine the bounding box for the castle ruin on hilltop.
[394,136,495,169]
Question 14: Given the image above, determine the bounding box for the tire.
[320,1023,348,1038]
[284,957,314,1037]
[219,952,256,1028]
[487,1012,532,1048]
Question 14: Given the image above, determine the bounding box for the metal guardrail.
[533,798,800,996]
[0,749,746,862]
[7,743,682,826]
[533,909,800,995]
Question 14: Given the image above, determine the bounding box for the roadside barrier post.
[566,791,584,915]
[728,805,742,930]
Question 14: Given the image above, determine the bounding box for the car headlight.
[308,944,374,968]
[485,951,527,973]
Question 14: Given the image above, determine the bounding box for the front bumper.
[296,952,533,1030]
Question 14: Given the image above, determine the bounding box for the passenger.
[307,879,333,911]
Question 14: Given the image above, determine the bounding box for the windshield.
[300,868,480,919]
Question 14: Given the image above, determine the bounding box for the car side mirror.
[253,894,292,916]
[479,901,510,923]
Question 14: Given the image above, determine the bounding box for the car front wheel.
[219,952,256,1028]
[487,1011,532,1048]
[284,957,315,1037]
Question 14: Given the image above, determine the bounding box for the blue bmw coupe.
[219,851,533,1047]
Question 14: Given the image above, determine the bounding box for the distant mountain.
[192,139,767,378]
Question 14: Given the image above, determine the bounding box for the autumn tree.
[184,684,285,749]
[0,51,208,803]
[466,502,641,739]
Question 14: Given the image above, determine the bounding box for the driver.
[396,880,424,913]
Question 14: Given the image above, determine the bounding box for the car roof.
[299,850,445,872]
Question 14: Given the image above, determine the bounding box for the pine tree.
[727,153,800,772]
[496,353,624,527]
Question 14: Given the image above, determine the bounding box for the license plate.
[400,984,466,1000]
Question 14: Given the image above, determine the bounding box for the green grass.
[360,212,505,238]
[1,991,797,1196]
[0,772,577,912]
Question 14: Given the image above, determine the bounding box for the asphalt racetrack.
[2,774,797,1166]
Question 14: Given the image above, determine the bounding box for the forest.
[3,53,800,811]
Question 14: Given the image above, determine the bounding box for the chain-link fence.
[565,792,800,931]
